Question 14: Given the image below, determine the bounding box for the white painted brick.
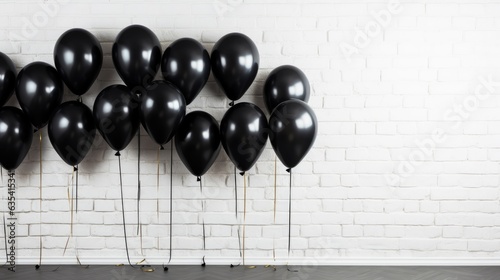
[346,148,391,161]
[405,227,441,238]
[468,240,500,252]
[343,200,363,212]
[355,213,394,225]
[393,213,434,226]
[385,226,405,237]
[358,238,399,250]
[363,201,384,213]
[429,57,461,68]
[420,201,440,213]
[436,214,474,226]
[364,225,384,237]
[400,239,437,251]
[342,225,363,237]
[473,214,498,227]
[443,226,464,238]
[438,239,468,251]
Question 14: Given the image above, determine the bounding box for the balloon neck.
[33,128,38,133]
[197,176,201,182]
[229,101,234,107]
[286,168,291,173]
[115,151,121,157]
[73,166,78,172]
[239,171,245,176]
[160,145,165,150]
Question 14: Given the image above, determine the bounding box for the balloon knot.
[163,266,169,272]
[229,101,234,107]
[33,128,38,133]
[35,264,40,270]
[160,145,165,150]
[73,166,78,172]
[197,176,201,182]
[115,151,121,157]
[239,171,245,176]
[286,168,291,173]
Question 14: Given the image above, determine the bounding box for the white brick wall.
[1,0,500,264]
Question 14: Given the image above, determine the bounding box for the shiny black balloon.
[161,38,210,105]
[141,81,186,145]
[54,28,103,96]
[112,25,162,93]
[16,62,64,129]
[211,33,259,101]
[269,100,317,169]
[0,52,16,107]
[48,101,96,166]
[0,107,33,171]
[175,111,221,177]
[263,65,310,114]
[93,85,140,151]
[220,102,269,172]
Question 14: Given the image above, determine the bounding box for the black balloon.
[175,111,221,177]
[93,85,140,151]
[16,62,64,129]
[269,100,317,169]
[54,28,103,96]
[263,65,310,114]
[112,25,162,93]
[48,101,96,166]
[211,33,259,101]
[0,52,16,107]
[220,103,269,172]
[141,81,186,145]
[161,38,210,105]
[0,107,33,171]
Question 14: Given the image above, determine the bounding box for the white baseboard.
[12,256,500,266]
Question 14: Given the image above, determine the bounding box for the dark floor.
[1,265,500,280]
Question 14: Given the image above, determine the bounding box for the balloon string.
[274,156,277,224]
[234,166,238,218]
[286,168,297,273]
[3,171,12,266]
[156,146,160,221]
[38,130,43,269]
[200,178,206,266]
[287,168,292,255]
[242,172,247,266]
[137,132,141,235]
[75,166,79,213]
[3,214,8,265]
[168,140,173,264]
[139,224,143,256]
[56,168,75,272]
[71,168,82,266]
[116,151,134,267]
[137,134,145,258]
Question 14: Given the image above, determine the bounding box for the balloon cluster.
[0,25,318,175]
